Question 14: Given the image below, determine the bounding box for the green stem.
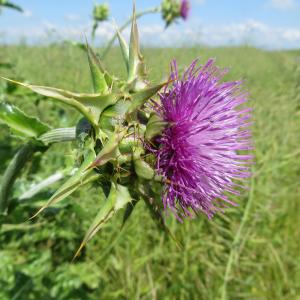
[0,128,76,215]
[91,22,98,43]
[221,174,255,300]
[100,6,161,59]
[0,142,40,214]
[39,127,76,144]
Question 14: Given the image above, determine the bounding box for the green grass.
[0,44,299,299]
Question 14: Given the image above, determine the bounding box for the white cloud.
[65,13,81,22]
[270,0,297,10]
[1,19,300,50]
[133,20,300,49]
[23,10,33,18]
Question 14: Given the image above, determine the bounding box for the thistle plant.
[0,5,252,256]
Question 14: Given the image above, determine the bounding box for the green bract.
[0,6,178,255]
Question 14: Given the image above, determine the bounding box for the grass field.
[0,45,299,299]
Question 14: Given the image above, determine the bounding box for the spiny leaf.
[86,42,111,93]
[127,4,146,83]
[30,149,99,219]
[99,100,131,133]
[74,183,132,258]
[116,28,129,73]
[127,81,167,113]
[88,130,126,169]
[0,77,119,126]
[121,199,139,229]
[0,102,50,138]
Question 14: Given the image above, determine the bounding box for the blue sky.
[0,0,300,49]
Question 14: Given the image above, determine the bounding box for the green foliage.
[0,15,174,257]
[0,45,299,299]
[31,148,99,218]
[74,183,132,258]
[0,102,50,138]
[86,43,111,94]
[1,77,120,127]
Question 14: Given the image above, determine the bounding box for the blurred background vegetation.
[0,44,299,299]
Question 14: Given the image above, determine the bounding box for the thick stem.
[0,128,76,215]
[39,127,76,144]
[100,7,161,59]
[0,142,40,214]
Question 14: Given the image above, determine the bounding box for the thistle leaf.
[30,149,99,218]
[0,77,119,126]
[0,102,50,138]
[88,130,126,169]
[74,183,132,258]
[127,82,167,113]
[127,5,146,83]
[86,42,111,93]
[121,199,139,229]
[99,100,130,133]
[116,28,129,73]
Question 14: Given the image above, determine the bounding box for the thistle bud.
[93,3,109,22]
[161,0,190,27]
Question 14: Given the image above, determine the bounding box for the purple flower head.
[155,59,253,220]
[180,0,190,20]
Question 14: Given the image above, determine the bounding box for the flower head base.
[155,59,253,219]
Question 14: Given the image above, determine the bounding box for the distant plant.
[96,0,191,58]
[0,0,23,13]
[0,1,23,68]
[0,4,252,258]
[92,3,110,40]
[161,0,190,26]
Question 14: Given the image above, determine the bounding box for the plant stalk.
[0,142,39,214]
